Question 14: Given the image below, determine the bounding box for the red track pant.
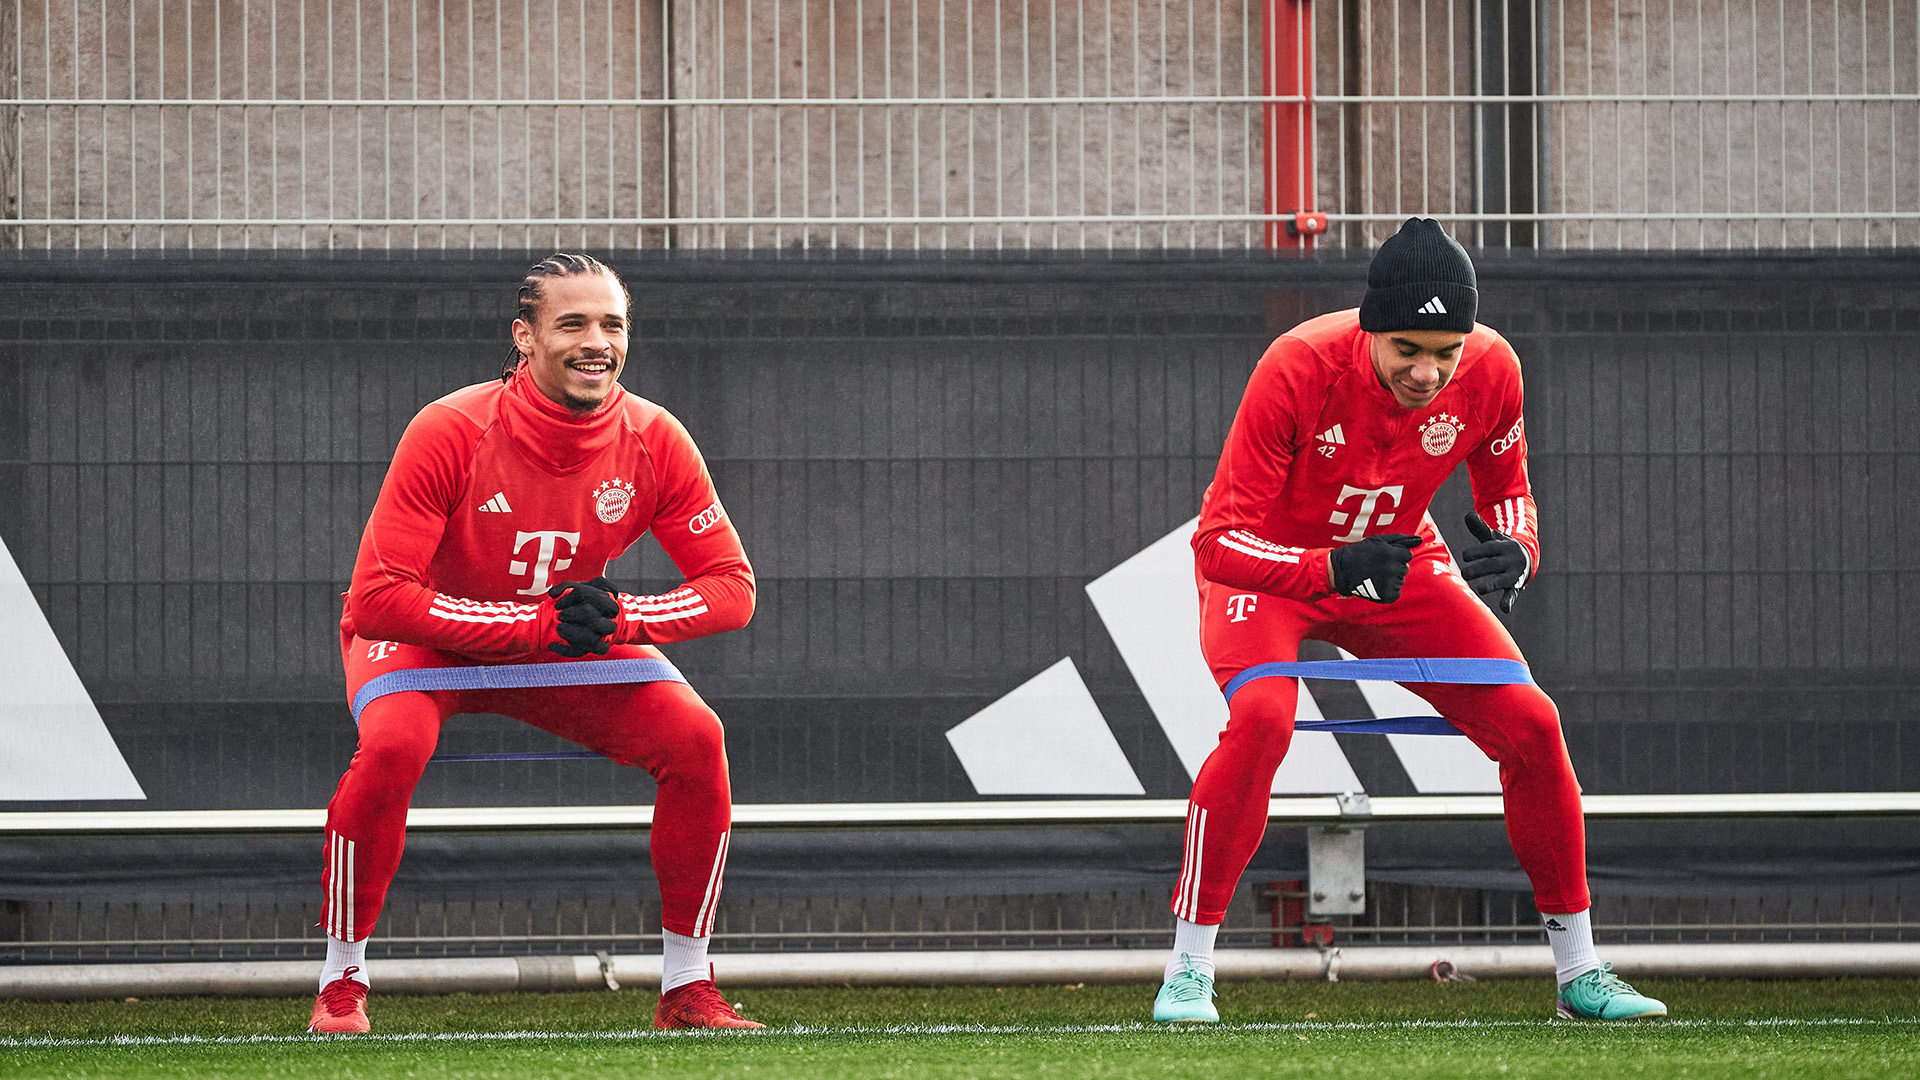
[1175,544,1589,924]
[323,637,733,942]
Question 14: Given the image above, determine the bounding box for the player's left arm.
[605,410,756,645]
[1461,337,1541,612]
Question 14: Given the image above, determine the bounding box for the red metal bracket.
[1262,879,1307,947]
[1300,922,1337,948]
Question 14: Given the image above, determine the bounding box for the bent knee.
[637,701,729,778]
[1491,690,1565,760]
[352,729,438,778]
[676,704,727,762]
[1221,677,1302,758]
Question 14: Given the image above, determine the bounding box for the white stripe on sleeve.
[1218,530,1304,564]
[429,595,542,625]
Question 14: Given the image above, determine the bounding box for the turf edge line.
[4,1016,1916,1048]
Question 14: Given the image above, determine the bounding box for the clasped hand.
[546,577,623,657]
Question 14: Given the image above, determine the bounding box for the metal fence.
[6,249,1913,968]
[2,1,1913,250]
[6,252,1920,813]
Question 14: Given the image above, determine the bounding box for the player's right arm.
[1191,338,1339,600]
[344,406,561,661]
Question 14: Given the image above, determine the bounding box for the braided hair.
[502,253,632,381]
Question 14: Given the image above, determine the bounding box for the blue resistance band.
[429,750,606,763]
[350,657,688,763]
[1221,657,1535,737]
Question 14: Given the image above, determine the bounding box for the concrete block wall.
[662,0,1260,250]
[0,1,1912,250]
[3,0,672,250]
[1543,0,1920,249]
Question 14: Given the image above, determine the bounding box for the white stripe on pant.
[1174,805,1208,922]
[693,830,730,937]
[327,832,357,943]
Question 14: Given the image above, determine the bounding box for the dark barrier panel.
[2,251,1917,819]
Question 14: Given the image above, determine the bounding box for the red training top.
[341,367,754,662]
[1193,308,1540,600]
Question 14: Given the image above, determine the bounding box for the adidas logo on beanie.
[1358,217,1478,333]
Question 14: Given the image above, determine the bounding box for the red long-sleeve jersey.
[1194,308,1540,600]
[342,368,754,662]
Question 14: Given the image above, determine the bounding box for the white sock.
[1164,918,1219,983]
[661,927,712,993]
[1542,909,1602,986]
[320,937,369,991]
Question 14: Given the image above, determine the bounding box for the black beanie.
[1358,217,1477,333]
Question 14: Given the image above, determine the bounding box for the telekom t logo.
[1225,594,1259,622]
[1328,485,1404,543]
[510,530,581,595]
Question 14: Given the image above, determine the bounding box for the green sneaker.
[1555,963,1667,1020]
[1152,954,1218,1023]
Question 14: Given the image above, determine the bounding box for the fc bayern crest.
[1419,413,1464,456]
[592,478,636,524]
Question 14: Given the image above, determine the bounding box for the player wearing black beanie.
[1358,216,1478,334]
[1148,214,1668,1028]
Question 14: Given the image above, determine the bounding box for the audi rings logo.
[1490,418,1525,456]
[689,499,728,535]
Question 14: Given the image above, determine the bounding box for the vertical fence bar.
[766,0,781,248]
[5,0,16,250]
[66,0,76,250]
[1130,0,1141,250]
[1077,0,1088,251]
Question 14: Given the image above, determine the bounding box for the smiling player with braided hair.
[310,254,762,1034]
[1151,219,1665,1025]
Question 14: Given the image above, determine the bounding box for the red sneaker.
[308,967,371,1034]
[653,978,765,1030]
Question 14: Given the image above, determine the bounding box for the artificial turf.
[3,978,1917,1079]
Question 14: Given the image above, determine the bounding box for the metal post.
[1477,0,1540,247]
[0,0,15,248]
[1262,0,1318,249]
[1306,792,1370,917]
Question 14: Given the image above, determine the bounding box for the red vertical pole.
[1263,0,1316,249]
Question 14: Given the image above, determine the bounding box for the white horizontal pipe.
[2,94,1915,108]
[13,213,1920,231]
[10,95,1299,107]
[4,793,1917,836]
[9,943,1920,1000]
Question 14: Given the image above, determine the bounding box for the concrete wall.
[1311,0,1920,249]
[0,1,1912,250]
[1313,0,1477,249]
[1545,0,1920,248]
[2,0,1257,251]
[8,0,671,250]
[663,0,1259,250]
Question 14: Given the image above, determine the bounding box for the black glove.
[546,577,622,657]
[1461,512,1530,613]
[1330,533,1421,603]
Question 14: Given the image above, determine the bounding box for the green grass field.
[4,978,1917,1079]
